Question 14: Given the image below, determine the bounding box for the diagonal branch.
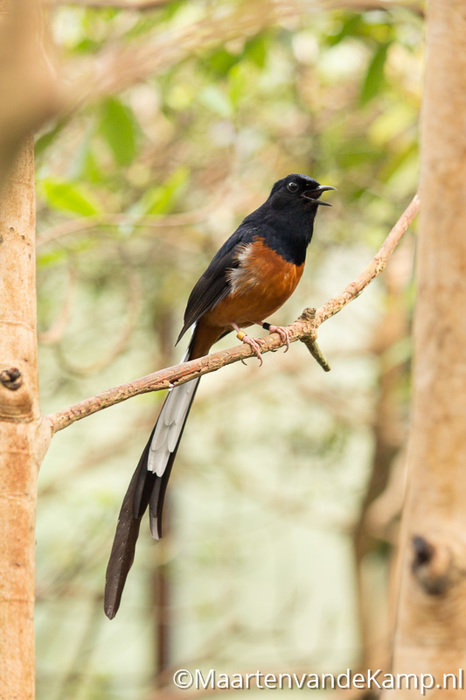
[46,193,419,435]
[315,193,420,325]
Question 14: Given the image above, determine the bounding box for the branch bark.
[46,193,419,435]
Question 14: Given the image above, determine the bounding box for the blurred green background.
[35,1,421,698]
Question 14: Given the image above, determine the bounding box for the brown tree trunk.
[385,0,466,695]
[0,142,48,699]
[0,0,60,194]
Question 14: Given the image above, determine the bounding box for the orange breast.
[202,238,304,331]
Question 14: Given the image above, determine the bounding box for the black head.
[268,173,335,210]
[249,173,335,265]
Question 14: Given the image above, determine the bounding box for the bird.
[104,173,335,618]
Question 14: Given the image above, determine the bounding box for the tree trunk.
[386,0,466,695]
[0,141,48,699]
[0,0,60,194]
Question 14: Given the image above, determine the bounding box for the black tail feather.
[105,377,201,618]
[132,427,157,520]
[104,432,155,619]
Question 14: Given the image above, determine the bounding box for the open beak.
[301,185,336,206]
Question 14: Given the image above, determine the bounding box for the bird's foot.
[233,324,265,366]
[261,322,291,352]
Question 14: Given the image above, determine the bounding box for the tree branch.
[36,208,213,248]
[47,0,170,7]
[316,193,420,325]
[46,194,419,435]
[62,1,313,109]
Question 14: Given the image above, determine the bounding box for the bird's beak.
[301,185,336,206]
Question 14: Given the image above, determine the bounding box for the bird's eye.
[287,181,299,193]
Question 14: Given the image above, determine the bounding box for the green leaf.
[325,15,364,47]
[244,35,267,68]
[37,248,71,267]
[99,97,139,166]
[228,64,245,109]
[135,167,190,217]
[73,38,102,54]
[337,139,384,169]
[40,179,102,216]
[207,48,239,77]
[360,43,390,106]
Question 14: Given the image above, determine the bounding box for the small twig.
[46,194,420,435]
[306,341,331,372]
[36,208,213,248]
[296,308,331,372]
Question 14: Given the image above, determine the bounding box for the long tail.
[104,375,200,619]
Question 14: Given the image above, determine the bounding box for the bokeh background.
[35,2,422,698]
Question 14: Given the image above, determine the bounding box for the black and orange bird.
[104,173,335,618]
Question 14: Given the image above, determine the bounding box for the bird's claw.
[239,334,265,366]
[267,325,291,352]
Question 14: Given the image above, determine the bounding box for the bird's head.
[269,174,336,211]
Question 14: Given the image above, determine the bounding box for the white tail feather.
[148,378,198,477]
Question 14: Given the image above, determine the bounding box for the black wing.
[176,222,260,344]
